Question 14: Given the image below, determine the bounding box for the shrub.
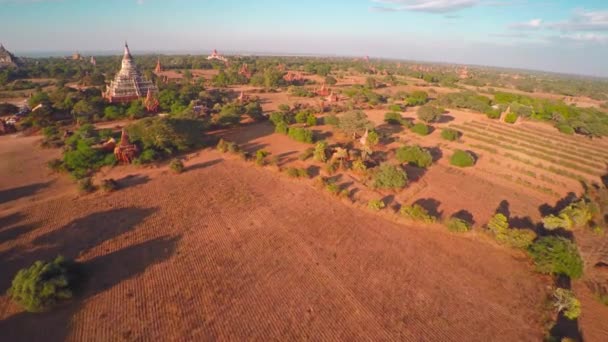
[504,112,518,124]
[486,108,501,119]
[299,147,314,161]
[543,200,592,231]
[77,177,95,193]
[371,163,408,190]
[278,104,291,112]
[406,91,428,106]
[306,113,317,126]
[255,150,269,166]
[287,127,314,143]
[275,121,288,134]
[216,139,229,152]
[366,130,380,147]
[395,145,433,168]
[269,111,293,126]
[8,256,80,312]
[388,104,402,112]
[351,159,368,173]
[226,141,240,154]
[368,199,386,211]
[445,217,471,232]
[450,150,475,167]
[556,123,575,135]
[314,141,329,162]
[487,213,537,249]
[400,204,435,223]
[285,167,309,178]
[528,236,584,279]
[410,123,430,136]
[337,110,373,137]
[169,159,185,173]
[384,112,404,125]
[295,110,313,124]
[100,178,119,192]
[324,114,340,126]
[553,288,581,320]
[441,128,460,141]
[417,105,443,123]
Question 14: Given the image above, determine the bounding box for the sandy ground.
[0,134,555,341]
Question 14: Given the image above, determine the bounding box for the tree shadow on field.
[276,151,298,165]
[186,158,224,172]
[0,207,158,290]
[428,147,443,163]
[307,165,321,178]
[0,181,53,205]
[437,114,455,124]
[451,210,475,226]
[495,200,537,231]
[549,276,583,341]
[404,165,427,183]
[414,198,443,219]
[538,192,577,217]
[0,235,180,342]
[116,174,151,189]
[0,212,26,230]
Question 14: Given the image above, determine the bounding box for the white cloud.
[550,10,608,32]
[509,18,543,30]
[371,0,479,13]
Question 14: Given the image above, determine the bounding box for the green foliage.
[275,121,289,134]
[351,159,368,173]
[441,128,461,141]
[410,123,430,136]
[368,199,386,211]
[244,101,264,121]
[388,104,402,112]
[62,127,115,179]
[285,167,309,178]
[436,91,492,113]
[269,111,294,126]
[169,159,185,173]
[337,110,373,137]
[529,236,584,279]
[406,91,428,106]
[289,86,315,98]
[417,105,443,123]
[325,75,337,85]
[324,114,340,126]
[556,123,575,135]
[395,145,433,168]
[445,217,472,232]
[384,112,404,125]
[299,147,314,161]
[450,150,475,167]
[366,130,380,147]
[504,112,518,124]
[552,288,581,320]
[400,204,435,223]
[127,117,205,157]
[371,163,407,190]
[487,213,537,249]
[314,141,329,162]
[543,200,593,231]
[127,100,145,119]
[306,113,317,126]
[295,110,313,124]
[216,103,244,126]
[255,149,269,166]
[287,127,314,143]
[8,256,80,312]
[103,106,125,120]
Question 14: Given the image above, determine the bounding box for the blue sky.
[1,0,607,76]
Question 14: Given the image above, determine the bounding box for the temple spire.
[124,41,132,59]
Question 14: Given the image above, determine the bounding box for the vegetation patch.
[528,236,584,279]
[8,256,81,312]
[400,204,436,223]
[371,163,408,190]
[395,145,433,168]
[410,123,430,136]
[445,217,472,232]
[441,128,461,141]
[486,213,536,249]
[450,150,475,167]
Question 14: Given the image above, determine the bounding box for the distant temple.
[155,58,162,73]
[90,56,97,66]
[0,44,19,68]
[207,49,228,63]
[104,43,158,103]
[72,52,82,60]
[239,63,252,79]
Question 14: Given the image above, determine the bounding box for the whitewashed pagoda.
[104,43,158,103]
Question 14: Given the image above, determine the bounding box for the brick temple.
[104,43,158,103]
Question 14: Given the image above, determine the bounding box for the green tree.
[395,145,433,168]
[337,110,373,138]
[417,105,443,123]
[450,150,475,167]
[314,141,328,162]
[406,91,428,106]
[529,236,584,279]
[441,128,460,141]
[127,100,146,119]
[371,163,407,190]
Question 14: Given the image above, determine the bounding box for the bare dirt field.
[0,136,554,341]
